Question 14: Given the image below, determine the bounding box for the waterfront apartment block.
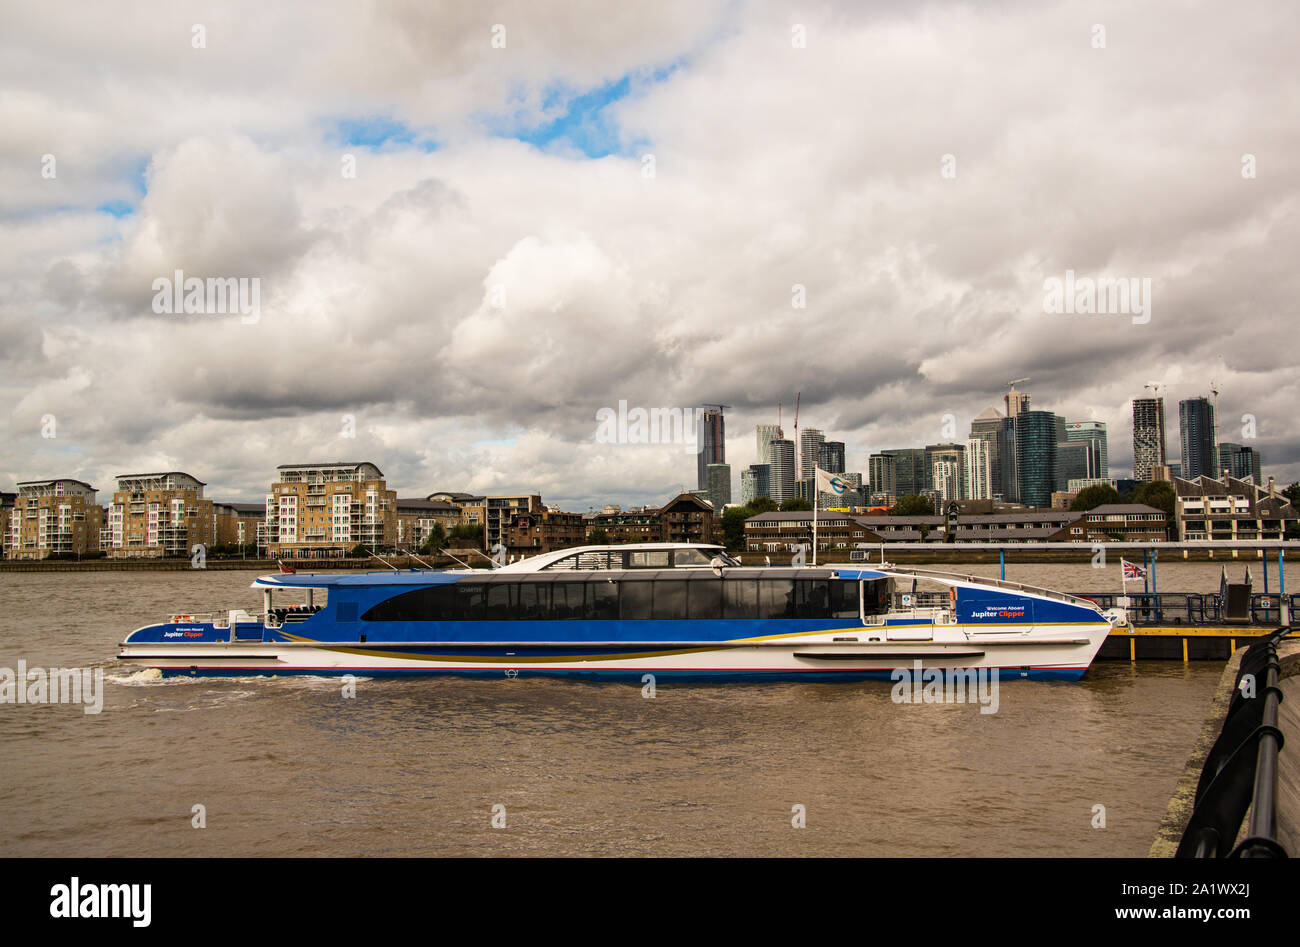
[741,504,1171,551]
[0,491,14,556]
[105,471,215,558]
[266,462,396,558]
[586,505,662,543]
[505,509,587,557]
[1079,504,1168,542]
[213,502,269,549]
[1172,475,1298,542]
[393,498,463,550]
[744,511,873,551]
[5,479,103,560]
[433,493,544,550]
[660,492,719,544]
[584,493,719,545]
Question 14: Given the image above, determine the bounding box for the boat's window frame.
[619,578,654,619]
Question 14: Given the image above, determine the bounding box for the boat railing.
[868,565,1096,609]
[170,612,220,626]
[1074,592,1300,627]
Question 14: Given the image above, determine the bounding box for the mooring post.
[999,549,1005,581]
[1280,549,1289,627]
[1151,548,1159,621]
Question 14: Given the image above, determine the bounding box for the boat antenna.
[365,550,400,571]
[398,549,437,571]
[435,547,473,570]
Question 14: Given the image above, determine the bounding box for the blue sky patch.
[332,116,438,152]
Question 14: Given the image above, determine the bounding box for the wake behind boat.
[116,543,1120,680]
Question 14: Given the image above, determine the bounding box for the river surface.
[0,562,1245,857]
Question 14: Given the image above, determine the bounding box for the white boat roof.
[493,542,726,573]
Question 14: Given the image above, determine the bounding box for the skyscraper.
[926,443,966,499]
[755,423,781,466]
[1064,421,1109,478]
[696,408,725,490]
[1179,397,1218,480]
[705,463,732,509]
[799,428,825,482]
[1056,440,1094,492]
[818,440,845,474]
[741,464,771,504]
[1132,397,1167,481]
[997,417,1018,501]
[1015,411,1059,508]
[1005,384,1031,418]
[969,406,1005,500]
[882,448,928,497]
[868,454,897,498]
[932,460,960,504]
[767,439,796,503]
[1218,443,1262,483]
[964,437,992,500]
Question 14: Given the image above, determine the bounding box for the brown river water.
[1,560,1275,857]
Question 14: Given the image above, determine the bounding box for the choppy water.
[0,563,1240,856]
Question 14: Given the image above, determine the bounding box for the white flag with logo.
[815,467,850,497]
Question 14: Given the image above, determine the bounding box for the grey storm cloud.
[1,0,1298,506]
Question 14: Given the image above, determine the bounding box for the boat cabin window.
[545,550,621,570]
[627,550,671,569]
[672,548,713,567]
[362,576,865,622]
[862,579,892,615]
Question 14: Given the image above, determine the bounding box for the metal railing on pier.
[1175,626,1288,858]
[1074,592,1299,626]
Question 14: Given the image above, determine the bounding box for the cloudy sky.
[3,0,1297,510]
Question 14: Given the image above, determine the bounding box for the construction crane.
[1004,378,1029,417]
[793,391,801,473]
[700,403,731,412]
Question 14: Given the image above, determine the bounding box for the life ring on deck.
[174,614,193,623]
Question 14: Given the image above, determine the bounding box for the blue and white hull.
[117,544,1116,682]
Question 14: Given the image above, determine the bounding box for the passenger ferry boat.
[116,543,1120,681]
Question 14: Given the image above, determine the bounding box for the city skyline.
[3,378,1290,510]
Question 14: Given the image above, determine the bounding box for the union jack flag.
[1122,559,1145,580]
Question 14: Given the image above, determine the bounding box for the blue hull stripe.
[155,666,1088,683]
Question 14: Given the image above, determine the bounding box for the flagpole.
[812,471,819,566]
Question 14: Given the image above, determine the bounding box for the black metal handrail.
[1175,626,1289,858]
[1073,592,1299,626]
